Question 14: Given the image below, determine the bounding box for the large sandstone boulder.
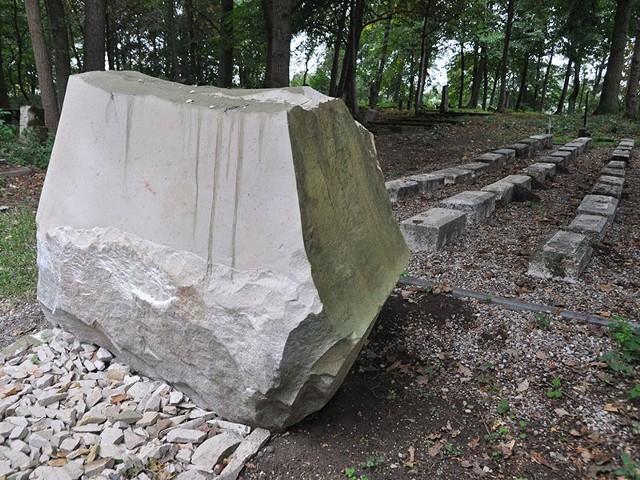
[36,71,410,430]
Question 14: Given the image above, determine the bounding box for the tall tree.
[262,0,292,87]
[497,0,517,112]
[84,0,107,71]
[625,8,640,118]
[594,0,632,115]
[0,46,11,110]
[44,0,70,107]
[218,0,234,87]
[24,0,59,132]
[164,0,179,80]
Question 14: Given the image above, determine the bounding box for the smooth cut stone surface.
[492,148,516,164]
[577,195,619,224]
[438,191,496,224]
[400,208,467,252]
[567,214,609,240]
[473,153,504,171]
[385,178,419,202]
[431,168,473,185]
[528,230,593,282]
[458,162,491,177]
[405,173,445,193]
[36,71,410,431]
[481,181,515,204]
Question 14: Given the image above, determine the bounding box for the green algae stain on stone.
[287,100,410,338]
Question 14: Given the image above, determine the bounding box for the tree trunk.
[489,63,500,108]
[164,0,179,80]
[338,0,365,114]
[328,1,348,97]
[468,44,483,109]
[218,0,234,87]
[25,0,59,132]
[106,8,116,70]
[515,54,529,110]
[567,59,581,114]
[262,0,292,88]
[0,46,11,110]
[625,11,640,118]
[44,0,70,108]
[555,59,572,115]
[458,42,465,108]
[12,0,30,101]
[497,0,516,112]
[83,0,107,71]
[481,48,489,110]
[414,8,430,114]
[368,17,391,108]
[538,47,554,111]
[594,0,632,115]
[593,57,606,94]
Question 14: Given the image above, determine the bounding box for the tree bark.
[218,0,234,87]
[538,47,554,112]
[25,0,60,132]
[515,54,529,110]
[368,17,391,108]
[497,0,516,112]
[458,42,465,109]
[328,1,348,97]
[0,46,11,110]
[555,59,572,115]
[567,59,581,114]
[83,0,107,71]
[468,43,483,109]
[594,0,632,115]
[481,48,489,110]
[625,10,640,118]
[164,0,179,80]
[414,7,430,114]
[337,0,365,114]
[44,0,70,107]
[262,0,292,88]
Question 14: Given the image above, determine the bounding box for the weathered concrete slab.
[556,146,578,163]
[534,162,557,178]
[36,71,410,431]
[598,175,625,188]
[493,148,516,164]
[405,173,446,193]
[504,143,530,158]
[528,230,593,282]
[386,178,420,202]
[458,162,491,177]
[400,208,466,252]
[616,145,633,151]
[432,167,473,185]
[575,137,593,150]
[591,181,623,199]
[619,138,634,147]
[577,195,619,225]
[564,141,586,155]
[601,167,626,178]
[438,191,496,224]
[481,181,514,204]
[612,149,631,162]
[529,134,553,149]
[538,155,568,169]
[606,160,626,170]
[473,153,505,171]
[518,138,539,155]
[567,214,609,240]
[519,163,555,184]
[549,150,573,166]
[500,174,532,190]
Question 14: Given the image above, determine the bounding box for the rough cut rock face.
[36,71,410,431]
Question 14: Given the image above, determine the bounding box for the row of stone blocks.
[399,136,591,253]
[528,139,633,281]
[385,134,554,202]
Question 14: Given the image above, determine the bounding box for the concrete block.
[598,175,625,188]
[564,141,586,155]
[549,150,572,166]
[575,137,593,150]
[612,149,631,162]
[591,182,623,199]
[534,162,557,178]
[405,173,445,193]
[386,178,420,202]
[606,160,626,170]
[458,162,491,177]
[492,148,516,164]
[601,167,626,178]
[557,146,578,163]
[519,163,555,184]
[538,155,568,169]
[473,153,505,171]
[619,138,634,147]
[432,168,473,185]
[567,214,609,240]
[400,208,467,252]
[438,191,496,224]
[518,138,539,155]
[577,195,619,225]
[481,181,515,204]
[528,230,593,282]
[504,143,530,158]
[499,174,532,190]
[616,145,633,151]
[530,134,553,149]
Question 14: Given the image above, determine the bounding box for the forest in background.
[2,0,640,133]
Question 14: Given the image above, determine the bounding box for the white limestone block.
[36,71,409,431]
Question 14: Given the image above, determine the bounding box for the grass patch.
[0,206,38,299]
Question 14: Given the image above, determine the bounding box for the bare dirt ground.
[1,114,638,480]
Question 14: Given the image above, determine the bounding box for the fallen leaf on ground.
[555,408,570,417]
[429,442,443,457]
[499,440,516,458]
[600,311,611,318]
[407,446,415,465]
[530,451,556,470]
[598,283,616,293]
[603,403,619,413]
[458,364,472,378]
[468,438,480,449]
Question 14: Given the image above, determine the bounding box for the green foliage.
[0,114,53,168]
[497,398,510,415]
[609,315,640,364]
[0,206,37,299]
[614,453,640,480]
[360,456,385,469]
[533,312,551,330]
[546,378,563,398]
[344,466,369,480]
[629,384,640,401]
